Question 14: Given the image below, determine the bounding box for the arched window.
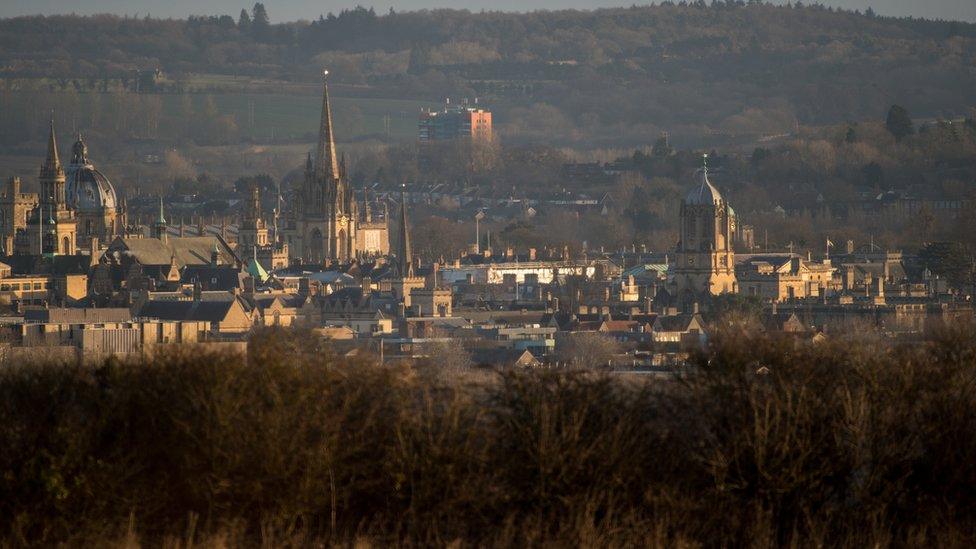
[62,236,71,254]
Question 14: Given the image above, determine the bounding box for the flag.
[826,239,834,248]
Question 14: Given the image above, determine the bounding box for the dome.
[684,167,722,206]
[64,136,118,213]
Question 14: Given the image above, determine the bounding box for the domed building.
[667,155,737,306]
[64,136,126,247]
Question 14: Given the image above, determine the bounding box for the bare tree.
[557,332,620,369]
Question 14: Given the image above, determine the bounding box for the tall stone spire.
[40,115,64,181]
[315,70,340,182]
[397,183,414,278]
[39,114,67,208]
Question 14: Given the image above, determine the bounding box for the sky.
[0,0,974,23]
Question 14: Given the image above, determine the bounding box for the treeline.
[3,327,976,545]
[1,3,974,145]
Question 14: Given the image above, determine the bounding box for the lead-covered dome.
[684,167,722,206]
[65,136,118,213]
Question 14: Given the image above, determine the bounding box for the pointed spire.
[315,70,340,181]
[397,183,413,278]
[40,113,64,180]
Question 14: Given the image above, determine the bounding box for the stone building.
[0,177,38,254]
[668,156,737,305]
[282,72,388,264]
[20,120,78,256]
[237,185,289,271]
[736,255,836,302]
[64,135,126,247]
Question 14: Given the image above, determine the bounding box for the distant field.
[204,93,432,141]
[0,87,435,142]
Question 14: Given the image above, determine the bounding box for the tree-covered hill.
[0,3,974,146]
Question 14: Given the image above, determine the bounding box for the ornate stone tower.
[389,184,425,311]
[291,70,357,264]
[668,155,737,304]
[238,184,269,249]
[26,118,77,256]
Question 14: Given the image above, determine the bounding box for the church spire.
[397,183,413,278]
[315,70,340,181]
[40,114,64,181]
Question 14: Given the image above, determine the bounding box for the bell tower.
[668,154,737,304]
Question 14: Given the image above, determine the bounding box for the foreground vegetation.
[3,327,976,546]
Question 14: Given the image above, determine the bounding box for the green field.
[0,88,436,144]
[195,93,435,141]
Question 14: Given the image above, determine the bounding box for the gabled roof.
[654,313,704,333]
[107,236,237,268]
[181,265,246,291]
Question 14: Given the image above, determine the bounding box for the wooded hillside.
[1,3,973,146]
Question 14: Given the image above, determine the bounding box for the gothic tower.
[238,184,268,249]
[295,70,357,264]
[668,155,737,304]
[27,118,77,256]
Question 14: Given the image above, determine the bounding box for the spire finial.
[702,153,708,175]
[158,195,166,224]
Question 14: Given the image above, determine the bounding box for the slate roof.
[138,299,238,322]
[107,236,237,268]
[4,255,92,276]
[180,265,246,291]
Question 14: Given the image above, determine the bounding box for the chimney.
[528,247,536,261]
[692,302,699,314]
[192,280,202,301]
[244,276,255,298]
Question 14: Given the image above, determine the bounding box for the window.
[33,283,41,290]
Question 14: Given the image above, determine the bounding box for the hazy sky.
[0,1,974,23]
